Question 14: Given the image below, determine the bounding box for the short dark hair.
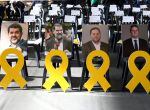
[45,25,52,32]
[130,24,139,32]
[90,27,101,35]
[52,23,63,31]
[8,23,23,33]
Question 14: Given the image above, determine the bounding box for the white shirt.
[132,38,139,50]
[92,41,101,50]
[58,40,63,51]
[58,40,71,56]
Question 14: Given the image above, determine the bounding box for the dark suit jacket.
[82,40,109,59]
[9,39,27,52]
[123,38,148,57]
[45,36,72,52]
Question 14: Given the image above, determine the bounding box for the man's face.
[54,26,63,38]
[54,26,63,39]
[130,27,139,38]
[9,28,22,44]
[91,29,101,43]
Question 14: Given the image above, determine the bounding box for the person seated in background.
[8,23,27,52]
[44,25,54,40]
[45,23,72,55]
[82,27,109,59]
[123,24,148,58]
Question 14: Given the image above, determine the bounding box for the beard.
[55,33,63,40]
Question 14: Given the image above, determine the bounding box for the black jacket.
[123,38,148,57]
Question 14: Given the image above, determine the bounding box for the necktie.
[134,40,138,51]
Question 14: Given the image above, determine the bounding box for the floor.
[0,90,149,110]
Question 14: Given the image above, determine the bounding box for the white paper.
[109,5,117,12]
[97,5,104,9]
[122,16,134,23]
[140,5,147,9]
[66,4,73,8]
[28,38,42,45]
[143,11,150,16]
[30,10,40,16]
[51,4,58,7]
[24,15,36,22]
[91,7,101,16]
[35,3,42,8]
[132,7,141,12]
[74,5,82,8]
[89,16,101,23]
[91,7,99,11]
[52,6,60,11]
[115,11,124,16]
[33,6,41,11]
[48,10,58,16]
[31,5,41,16]
[64,15,76,23]
[123,5,131,9]
[78,18,82,25]
[71,10,80,16]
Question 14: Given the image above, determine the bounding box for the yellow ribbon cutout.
[0,48,27,89]
[126,51,150,93]
[43,50,70,92]
[84,50,111,92]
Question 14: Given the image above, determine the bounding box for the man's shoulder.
[63,38,72,43]
[101,42,108,46]
[139,38,147,42]
[124,38,131,42]
[20,39,26,42]
[18,39,27,44]
[83,41,92,46]
[123,38,132,44]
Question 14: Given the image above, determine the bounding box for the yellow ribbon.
[84,50,111,92]
[43,50,70,92]
[0,48,27,89]
[126,51,150,93]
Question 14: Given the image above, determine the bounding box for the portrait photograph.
[0,21,28,53]
[121,24,148,57]
[82,24,109,59]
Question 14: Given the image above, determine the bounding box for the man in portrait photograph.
[8,23,27,52]
[82,27,109,59]
[45,23,72,55]
[123,24,148,57]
